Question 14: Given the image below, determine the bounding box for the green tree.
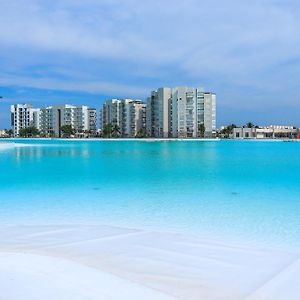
[60,125,75,138]
[220,124,237,138]
[102,123,113,138]
[19,127,40,138]
[112,124,121,138]
[48,130,56,138]
[135,128,147,138]
[245,122,255,128]
[84,130,93,138]
[4,129,13,137]
[198,123,206,138]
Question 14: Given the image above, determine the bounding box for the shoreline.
[2,137,299,142]
[0,224,299,300]
[2,137,221,142]
[0,142,15,150]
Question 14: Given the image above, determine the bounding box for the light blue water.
[0,140,300,248]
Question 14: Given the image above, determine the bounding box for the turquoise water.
[0,139,300,248]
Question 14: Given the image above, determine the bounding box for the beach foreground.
[0,224,299,300]
[0,142,15,150]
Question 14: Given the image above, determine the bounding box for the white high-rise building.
[40,105,97,137]
[172,87,198,138]
[10,104,41,137]
[100,99,122,131]
[172,87,216,138]
[147,87,216,138]
[146,88,172,138]
[203,92,217,137]
[120,99,146,137]
[101,99,146,137]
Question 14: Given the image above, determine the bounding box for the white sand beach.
[0,142,15,150]
[0,224,299,300]
[0,142,41,150]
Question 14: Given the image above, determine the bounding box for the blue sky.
[1,0,300,128]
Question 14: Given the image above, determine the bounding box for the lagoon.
[1,139,300,247]
[0,139,300,299]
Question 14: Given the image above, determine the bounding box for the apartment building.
[120,100,146,137]
[101,99,146,137]
[10,86,216,139]
[100,99,122,130]
[40,105,97,137]
[147,87,216,138]
[203,92,217,137]
[10,104,41,137]
[146,88,172,138]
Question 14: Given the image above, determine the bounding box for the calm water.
[0,139,300,248]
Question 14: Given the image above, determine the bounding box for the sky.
[0,0,300,128]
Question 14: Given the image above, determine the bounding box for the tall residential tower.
[11,104,41,137]
[100,99,146,137]
[146,88,172,138]
[147,87,216,138]
[40,105,97,137]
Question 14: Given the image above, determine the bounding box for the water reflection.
[14,146,84,160]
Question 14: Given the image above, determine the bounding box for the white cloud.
[0,0,300,107]
[0,73,149,97]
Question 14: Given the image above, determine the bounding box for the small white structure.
[0,130,9,137]
[233,126,298,139]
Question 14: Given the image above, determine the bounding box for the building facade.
[11,104,41,137]
[10,86,216,139]
[40,105,97,137]
[100,99,122,131]
[233,126,298,139]
[101,99,146,137]
[146,88,172,138]
[203,92,217,137]
[147,87,216,138]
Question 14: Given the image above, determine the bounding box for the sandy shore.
[0,224,299,300]
[0,142,15,150]
[0,252,174,300]
[7,138,221,142]
[0,142,38,149]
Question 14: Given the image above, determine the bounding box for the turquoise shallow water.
[0,139,300,248]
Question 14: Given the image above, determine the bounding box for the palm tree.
[60,125,75,138]
[4,129,13,137]
[102,124,113,138]
[49,130,56,138]
[19,127,40,138]
[219,124,237,138]
[245,122,254,128]
[198,123,205,138]
[136,128,147,138]
[84,130,93,138]
[112,124,121,138]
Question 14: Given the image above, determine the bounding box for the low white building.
[233,126,298,139]
[0,130,9,137]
